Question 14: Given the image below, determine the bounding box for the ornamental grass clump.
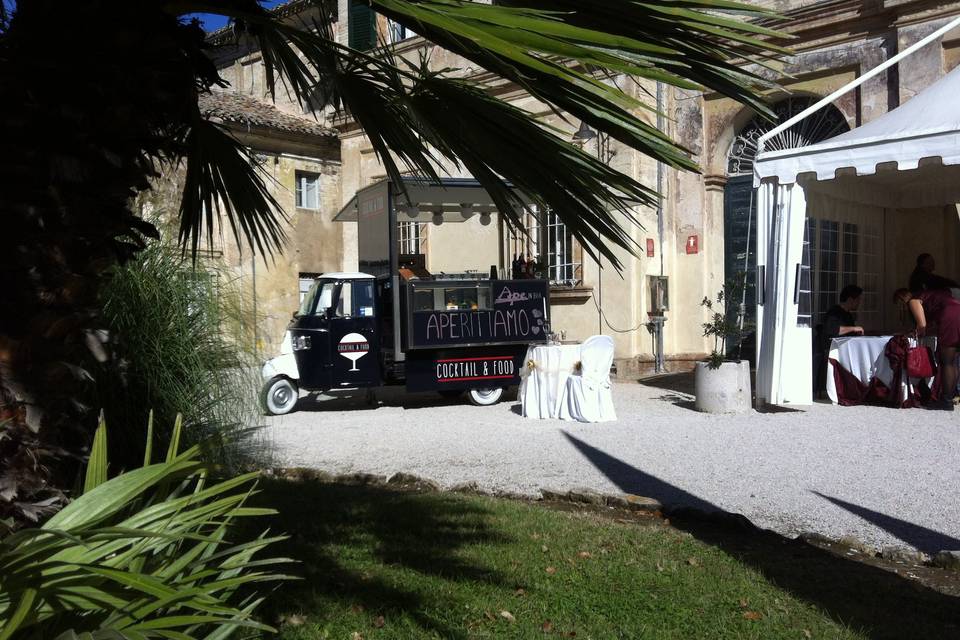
[97,243,264,474]
[0,413,292,640]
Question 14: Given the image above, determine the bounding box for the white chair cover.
[519,343,582,419]
[564,335,616,422]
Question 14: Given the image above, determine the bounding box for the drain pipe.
[653,80,666,374]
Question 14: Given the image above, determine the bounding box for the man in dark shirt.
[813,285,865,396]
[909,253,958,294]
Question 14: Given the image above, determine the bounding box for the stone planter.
[694,360,752,414]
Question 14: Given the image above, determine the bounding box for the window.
[410,282,491,311]
[397,221,425,255]
[801,218,881,330]
[299,274,319,304]
[387,19,416,43]
[507,207,582,286]
[295,172,320,210]
[299,280,335,316]
[332,281,375,317]
[348,0,377,51]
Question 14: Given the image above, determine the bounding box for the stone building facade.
[204,0,960,369]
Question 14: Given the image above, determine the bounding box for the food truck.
[260,178,550,415]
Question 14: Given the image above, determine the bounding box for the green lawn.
[252,480,959,639]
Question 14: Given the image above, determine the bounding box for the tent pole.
[756,14,960,158]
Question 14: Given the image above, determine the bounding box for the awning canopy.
[752,62,960,408]
[334,176,532,223]
[754,65,960,189]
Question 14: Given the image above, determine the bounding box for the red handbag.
[906,345,935,378]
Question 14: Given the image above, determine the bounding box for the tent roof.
[755,65,960,187]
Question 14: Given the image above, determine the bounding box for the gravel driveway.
[262,376,960,554]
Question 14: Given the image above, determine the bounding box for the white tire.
[262,377,299,415]
[467,387,504,406]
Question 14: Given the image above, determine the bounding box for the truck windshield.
[298,281,336,316]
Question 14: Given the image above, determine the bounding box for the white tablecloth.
[519,343,581,419]
[825,336,933,404]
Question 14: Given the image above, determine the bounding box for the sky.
[190,1,285,32]
[0,1,285,33]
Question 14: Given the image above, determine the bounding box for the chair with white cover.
[563,335,616,422]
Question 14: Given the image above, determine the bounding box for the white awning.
[755,65,960,188]
[334,177,531,222]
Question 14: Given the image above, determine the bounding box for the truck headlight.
[292,335,312,351]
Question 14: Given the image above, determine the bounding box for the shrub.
[0,414,291,640]
[701,277,747,369]
[96,243,264,473]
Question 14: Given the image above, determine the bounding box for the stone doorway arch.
[723,97,850,361]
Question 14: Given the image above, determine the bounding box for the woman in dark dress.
[894,287,960,409]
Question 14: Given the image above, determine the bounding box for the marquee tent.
[753,65,960,407]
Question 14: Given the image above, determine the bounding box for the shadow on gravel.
[563,432,716,510]
[563,432,960,639]
[638,371,696,396]
[812,491,960,553]
[249,480,512,639]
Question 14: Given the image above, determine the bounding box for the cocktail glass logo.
[337,333,370,371]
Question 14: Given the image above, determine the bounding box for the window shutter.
[349,0,376,51]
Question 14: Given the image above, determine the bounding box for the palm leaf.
[167,0,787,264]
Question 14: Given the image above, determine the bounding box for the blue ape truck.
[260,178,550,415]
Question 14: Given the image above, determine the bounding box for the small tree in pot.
[695,277,752,413]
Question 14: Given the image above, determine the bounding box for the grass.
[250,480,960,639]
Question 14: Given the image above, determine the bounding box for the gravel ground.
[261,377,960,554]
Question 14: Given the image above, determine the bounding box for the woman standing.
[894,287,960,410]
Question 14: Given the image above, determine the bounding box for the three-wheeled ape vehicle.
[260,177,551,415]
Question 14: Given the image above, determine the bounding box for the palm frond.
[177,115,287,258]
[0,416,289,640]
[172,0,787,264]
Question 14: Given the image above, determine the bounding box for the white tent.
[753,65,960,407]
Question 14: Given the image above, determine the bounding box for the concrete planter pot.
[694,360,752,414]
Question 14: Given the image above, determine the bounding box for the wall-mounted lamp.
[571,120,597,146]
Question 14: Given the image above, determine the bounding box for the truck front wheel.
[262,377,299,415]
[467,387,504,406]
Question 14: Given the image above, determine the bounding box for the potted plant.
[694,278,752,413]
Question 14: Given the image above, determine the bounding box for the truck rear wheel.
[467,387,504,406]
[262,377,299,415]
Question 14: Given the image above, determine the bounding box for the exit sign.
[686,235,699,255]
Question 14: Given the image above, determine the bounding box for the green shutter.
[349,0,377,51]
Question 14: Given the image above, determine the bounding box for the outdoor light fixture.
[432,212,444,225]
[459,203,474,219]
[404,204,420,219]
[479,212,492,226]
[571,120,597,145]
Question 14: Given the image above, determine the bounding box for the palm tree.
[0,0,784,524]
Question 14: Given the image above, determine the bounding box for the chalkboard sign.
[408,280,550,348]
[405,346,527,392]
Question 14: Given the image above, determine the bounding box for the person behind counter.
[908,253,958,294]
[894,287,960,410]
[812,285,865,395]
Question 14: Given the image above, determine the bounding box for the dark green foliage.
[701,276,747,368]
[0,416,291,640]
[96,243,260,473]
